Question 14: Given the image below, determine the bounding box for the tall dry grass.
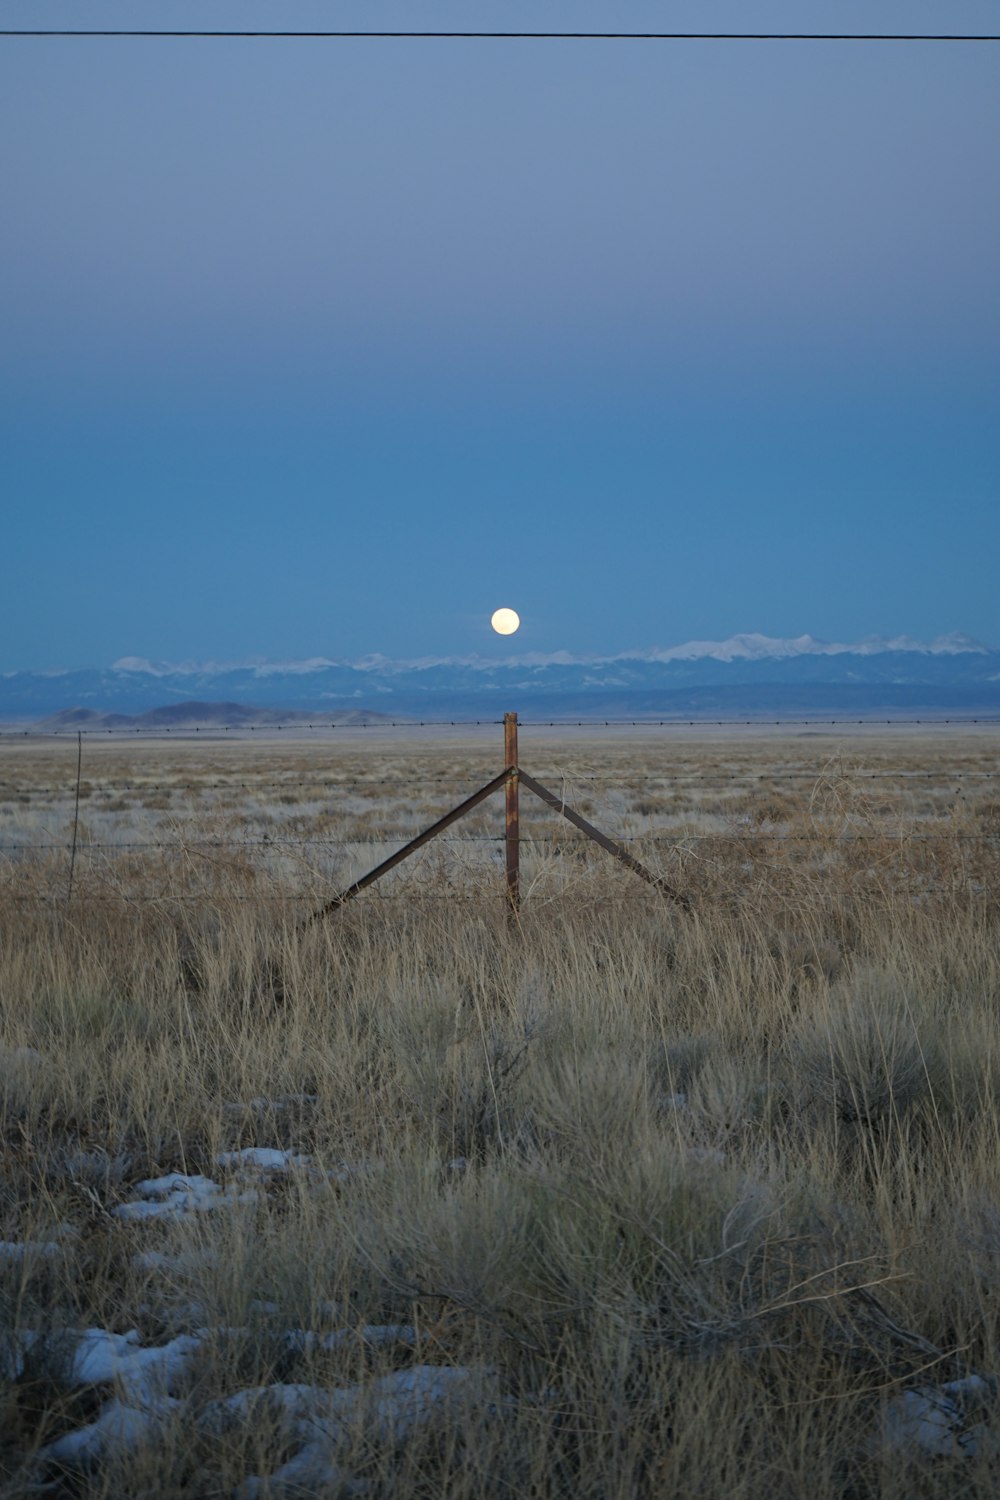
[0,730,999,1495]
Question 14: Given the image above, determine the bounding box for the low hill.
[34,701,395,732]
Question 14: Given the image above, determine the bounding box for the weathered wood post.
[504,711,520,912]
[301,706,689,928]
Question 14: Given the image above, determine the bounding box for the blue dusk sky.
[2,0,998,670]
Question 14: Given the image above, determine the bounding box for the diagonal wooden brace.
[302,768,512,926]
[517,770,691,910]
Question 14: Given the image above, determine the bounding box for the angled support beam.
[302,769,511,926]
[517,770,691,911]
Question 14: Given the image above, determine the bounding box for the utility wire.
[2,30,999,42]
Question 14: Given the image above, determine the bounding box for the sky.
[2,1,998,669]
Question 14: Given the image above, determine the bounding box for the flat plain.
[1,724,999,1497]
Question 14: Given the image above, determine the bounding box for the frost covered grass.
[1,729,1000,1495]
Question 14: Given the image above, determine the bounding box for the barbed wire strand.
[4,769,1000,796]
[3,830,998,852]
[4,716,1000,738]
[5,883,995,906]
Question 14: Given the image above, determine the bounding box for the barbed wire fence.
[2,714,999,915]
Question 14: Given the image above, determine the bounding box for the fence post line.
[504,711,520,912]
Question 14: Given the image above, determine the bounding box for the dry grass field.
[1,724,1000,1497]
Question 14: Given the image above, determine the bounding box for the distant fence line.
[4,716,1000,738]
[1,710,998,916]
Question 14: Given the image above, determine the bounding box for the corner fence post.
[299,708,690,928]
[504,711,520,912]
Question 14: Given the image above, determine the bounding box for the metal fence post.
[504,711,520,912]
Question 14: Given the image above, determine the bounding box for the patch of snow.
[205,1364,493,1442]
[135,1172,215,1196]
[337,1363,495,1443]
[284,1325,416,1356]
[61,1328,202,1403]
[222,1366,495,1497]
[215,1147,311,1173]
[878,1375,998,1459]
[235,1442,365,1498]
[0,1240,61,1260]
[114,1174,258,1222]
[200,1382,324,1435]
[26,1328,205,1465]
[41,1396,175,1464]
[132,1247,219,1274]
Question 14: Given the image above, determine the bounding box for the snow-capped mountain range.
[4,634,999,723]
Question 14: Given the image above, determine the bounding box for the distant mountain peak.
[634,631,992,665]
[105,632,992,679]
[6,631,997,724]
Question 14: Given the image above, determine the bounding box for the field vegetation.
[1,725,999,1497]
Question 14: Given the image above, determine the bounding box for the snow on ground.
[214,1146,312,1172]
[42,1397,176,1465]
[23,1106,999,1490]
[205,1364,495,1446]
[31,1330,204,1464]
[24,1308,492,1498]
[2,1097,494,1492]
[284,1324,417,1355]
[214,1365,497,1499]
[61,1327,203,1400]
[0,1239,61,1260]
[112,1152,355,1224]
[236,1439,363,1498]
[877,1375,1000,1459]
[113,1173,259,1221]
[132,1246,219,1274]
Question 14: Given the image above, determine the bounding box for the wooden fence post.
[504,711,520,912]
[301,708,690,926]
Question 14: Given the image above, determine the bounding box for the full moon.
[491,607,520,636]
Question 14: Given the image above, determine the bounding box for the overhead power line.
[1,30,999,43]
